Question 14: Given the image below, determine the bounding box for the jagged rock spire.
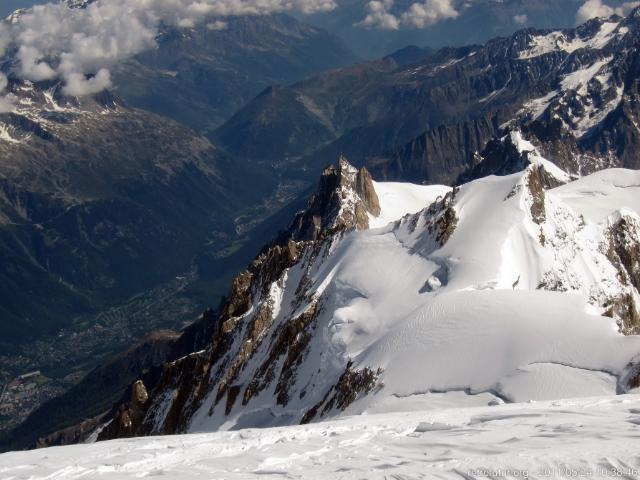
[288,156,381,241]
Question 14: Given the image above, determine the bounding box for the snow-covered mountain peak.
[94,151,640,442]
[517,17,627,60]
[0,78,122,158]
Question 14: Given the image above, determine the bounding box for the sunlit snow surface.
[175,162,640,434]
[368,181,451,228]
[2,395,640,479]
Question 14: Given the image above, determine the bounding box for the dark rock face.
[34,414,105,449]
[608,215,640,292]
[458,130,530,184]
[526,166,547,225]
[96,157,383,441]
[108,381,150,438]
[355,167,381,217]
[375,116,501,185]
[604,294,640,335]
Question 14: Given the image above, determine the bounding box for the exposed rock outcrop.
[526,165,547,225]
[301,362,383,424]
[287,156,380,240]
[605,212,640,334]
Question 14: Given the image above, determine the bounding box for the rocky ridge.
[98,158,384,439]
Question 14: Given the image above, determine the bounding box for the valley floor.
[1,395,639,479]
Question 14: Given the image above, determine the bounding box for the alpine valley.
[0,0,357,441]
[1,1,640,478]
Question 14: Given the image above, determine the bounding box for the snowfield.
[1,395,640,479]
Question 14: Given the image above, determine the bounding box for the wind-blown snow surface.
[2,395,640,479]
[368,181,450,228]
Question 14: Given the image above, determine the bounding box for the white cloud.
[401,0,459,29]
[0,25,10,57]
[207,21,228,30]
[513,13,527,25]
[17,46,57,81]
[63,68,111,96]
[2,0,339,97]
[358,0,458,30]
[0,96,16,113]
[0,73,15,113]
[576,0,639,24]
[358,0,400,30]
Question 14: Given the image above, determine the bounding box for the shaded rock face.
[432,206,458,247]
[97,157,383,441]
[458,131,529,184]
[606,214,640,334]
[458,129,569,189]
[608,215,640,293]
[355,167,381,217]
[301,362,382,424]
[604,294,640,336]
[418,188,459,248]
[34,414,105,449]
[108,381,150,438]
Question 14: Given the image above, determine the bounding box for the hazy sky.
[0,1,43,17]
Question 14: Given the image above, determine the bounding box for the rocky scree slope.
[98,143,640,441]
[215,8,640,185]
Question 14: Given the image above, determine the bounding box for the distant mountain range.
[111,14,358,132]
[296,0,633,58]
[214,10,640,185]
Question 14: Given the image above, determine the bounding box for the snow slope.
[2,395,640,479]
[92,145,640,446]
[368,181,450,228]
